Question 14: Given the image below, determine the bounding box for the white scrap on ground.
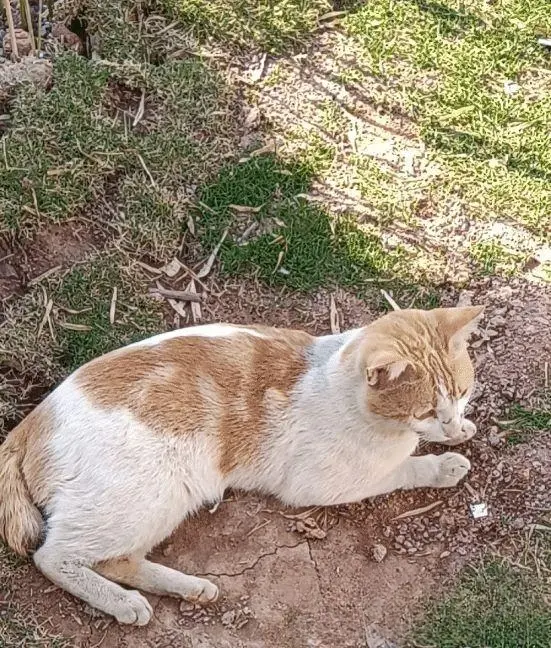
[470,502,489,519]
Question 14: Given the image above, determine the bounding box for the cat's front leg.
[373,452,471,496]
[439,418,477,446]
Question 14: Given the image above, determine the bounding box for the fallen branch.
[3,0,19,59]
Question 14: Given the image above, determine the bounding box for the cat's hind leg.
[96,556,219,604]
[34,541,153,625]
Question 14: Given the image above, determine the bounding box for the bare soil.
[0,221,103,303]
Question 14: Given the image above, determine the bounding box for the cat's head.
[358,306,484,442]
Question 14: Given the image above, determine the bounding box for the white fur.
[30,325,474,625]
[411,384,477,446]
[127,323,266,348]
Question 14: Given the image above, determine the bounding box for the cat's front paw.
[442,419,477,446]
[433,452,471,488]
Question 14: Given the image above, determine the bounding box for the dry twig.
[3,0,19,59]
[381,289,401,311]
[150,285,202,302]
[392,500,442,521]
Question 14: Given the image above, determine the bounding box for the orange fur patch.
[0,400,54,554]
[347,308,480,421]
[19,402,57,507]
[77,328,312,475]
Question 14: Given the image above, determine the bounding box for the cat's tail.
[0,420,44,556]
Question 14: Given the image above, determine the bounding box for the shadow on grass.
[405,0,484,35]
[195,154,441,309]
[341,0,551,234]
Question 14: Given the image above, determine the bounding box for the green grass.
[412,559,551,648]
[503,403,551,445]
[162,0,332,53]
[344,0,551,235]
[469,238,525,276]
[196,155,415,292]
[53,257,165,372]
[0,253,165,434]
[509,404,551,431]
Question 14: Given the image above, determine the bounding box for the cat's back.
[74,323,314,418]
[41,324,316,486]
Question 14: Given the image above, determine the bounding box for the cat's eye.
[441,418,452,425]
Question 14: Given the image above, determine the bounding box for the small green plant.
[469,239,524,276]
[504,403,551,445]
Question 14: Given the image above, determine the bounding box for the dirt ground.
[2,228,550,647]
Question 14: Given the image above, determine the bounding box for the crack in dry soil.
[197,540,307,578]
[306,539,324,590]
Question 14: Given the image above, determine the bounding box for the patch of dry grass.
[162,0,332,53]
[0,1,242,433]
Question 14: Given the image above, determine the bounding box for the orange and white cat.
[0,306,482,625]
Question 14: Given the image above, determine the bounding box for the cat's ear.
[432,306,484,354]
[365,351,417,390]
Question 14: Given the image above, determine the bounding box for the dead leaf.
[229,204,262,214]
[37,298,53,338]
[137,153,157,189]
[160,258,182,278]
[273,249,285,275]
[109,287,118,325]
[167,298,188,319]
[249,140,276,158]
[318,10,348,21]
[58,322,92,332]
[135,260,163,275]
[132,89,145,127]
[196,227,228,279]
